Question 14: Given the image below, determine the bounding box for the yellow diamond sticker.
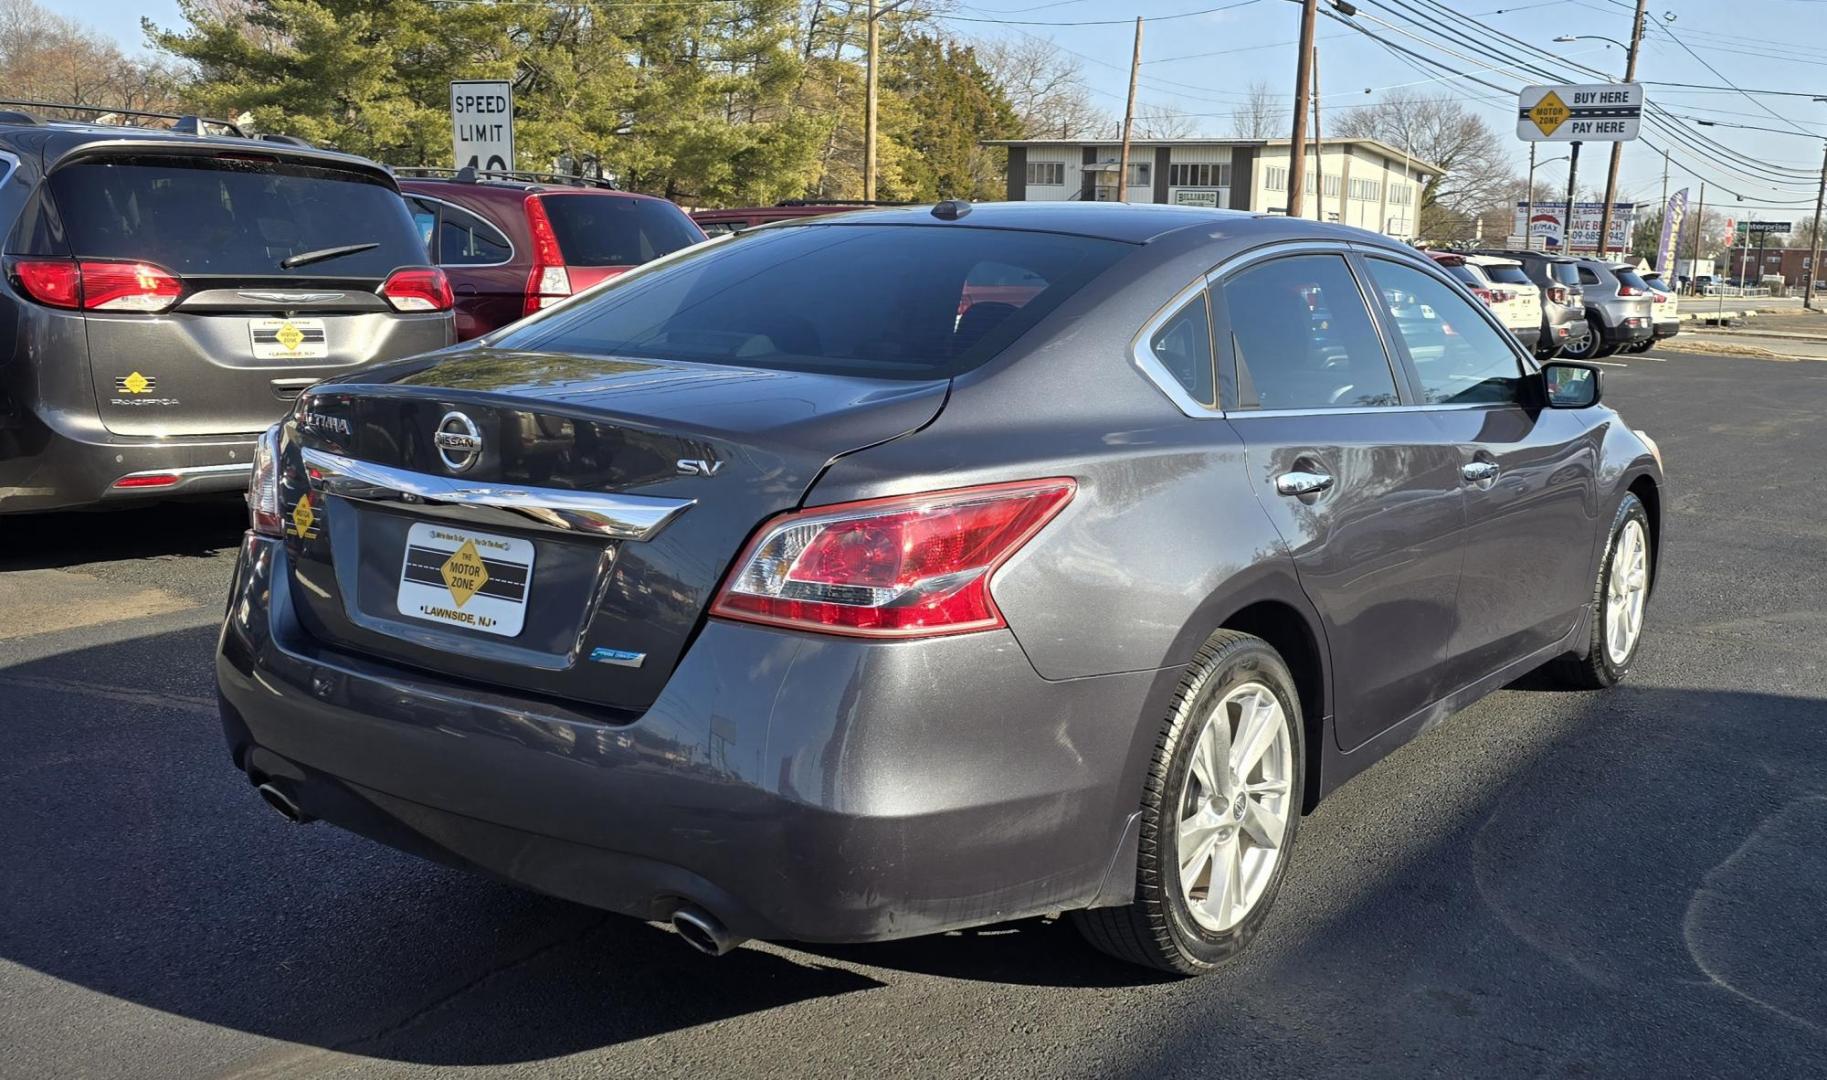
[275,322,305,352]
[1529,90,1569,137]
[439,539,489,608]
[291,493,315,537]
[120,371,152,394]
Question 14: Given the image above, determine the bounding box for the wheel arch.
[1214,598,1330,814]
[1626,471,1661,588]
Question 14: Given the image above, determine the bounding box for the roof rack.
[0,99,252,138]
[392,165,619,190]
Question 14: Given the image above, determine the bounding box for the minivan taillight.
[9,258,183,312]
[379,267,453,312]
[249,425,282,536]
[523,196,571,314]
[711,479,1076,638]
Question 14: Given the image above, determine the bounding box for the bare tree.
[1332,91,1517,240]
[1135,105,1196,140]
[979,36,1108,139]
[0,0,180,112]
[1227,80,1282,140]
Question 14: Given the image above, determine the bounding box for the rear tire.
[1549,493,1652,689]
[1561,317,1605,360]
[1072,631,1304,975]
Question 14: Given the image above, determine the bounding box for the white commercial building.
[986,137,1443,241]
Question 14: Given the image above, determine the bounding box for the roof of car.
[396,172,665,201]
[1461,253,1521,267]
[755,200,1416,248]
[5,122,395,183]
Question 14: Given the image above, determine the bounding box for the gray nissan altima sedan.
[218,202,1663,974]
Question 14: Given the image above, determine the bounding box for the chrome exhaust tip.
[670,904,743,956]
[255,782,312,825]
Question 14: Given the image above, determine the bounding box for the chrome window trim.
[301,447,692,541]
[1129,278,1224,420]
[407,194,517,268]
[0,150,18,190]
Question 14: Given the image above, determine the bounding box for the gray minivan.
[0,107,455,513]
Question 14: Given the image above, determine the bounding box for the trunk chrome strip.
[301,447,693,541]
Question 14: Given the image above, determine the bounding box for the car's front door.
[1359,254,1599,676]
[1215,249,1468,750]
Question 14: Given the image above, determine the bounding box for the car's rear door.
[408,193,525,339]
[45,147,451,437]
[1214,247,1468,749]
[1359,253,1598,675]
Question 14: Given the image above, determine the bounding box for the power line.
[945,0,1260,27]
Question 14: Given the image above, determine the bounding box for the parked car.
[1562,259,1654,360]
[1472,248,1589,358]
[690,200,903,236]
[1427,253,1526,349]
[397,169,706,340]
[1460,254,1544,353]
[0,104,454,514]
[220,202,1663,976]
[1636,270,1680,352]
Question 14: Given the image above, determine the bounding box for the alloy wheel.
[1177,682,1294,933]
[1605,519,1649,664]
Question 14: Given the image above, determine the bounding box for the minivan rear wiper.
[280,242,380,270]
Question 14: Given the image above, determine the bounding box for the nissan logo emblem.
[434,411,483,473]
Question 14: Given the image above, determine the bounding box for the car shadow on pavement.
[5,623,1826,1072]
[0,497,247,571]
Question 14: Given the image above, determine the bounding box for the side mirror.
[1540,361,1601,409]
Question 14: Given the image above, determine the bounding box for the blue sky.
[64,0,1827,219]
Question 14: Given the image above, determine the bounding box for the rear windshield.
[1441,262,1484,286]
[537,193,703,267]
[497,224,1132,379]
[1615,268,1651,291]
[46,154,426,278]
[1484,264,1531,286]
[1549,261,1581,285]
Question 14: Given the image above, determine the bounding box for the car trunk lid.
[280,348,947,711]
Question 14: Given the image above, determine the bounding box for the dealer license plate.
[396,523,534,638]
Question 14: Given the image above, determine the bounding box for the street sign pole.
[1526,142,1536,249]
[1564,141,1581,255]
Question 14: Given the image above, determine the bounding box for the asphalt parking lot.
[3,346,1825,1079]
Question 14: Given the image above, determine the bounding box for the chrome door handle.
[1462,461,1500,482]
[1275,470,1335,497]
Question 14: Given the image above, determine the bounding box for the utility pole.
[1311,45,1324,223]
[1690,180,1705,291]
[1286,0,1318,218]
[862,0,917,203]
[1597,0,1648,257]
[1118,17,1143,204]
[1807,143,1827,310]
[1564,141,1582,256]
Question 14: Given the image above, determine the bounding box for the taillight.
[249,425,283,536]
[1547,285,1569,304]
[379,267,453,312]
[711,479,1076,638]
[1470,287,1495,306]
[523,196,571,315]
[1617,285,1642,297]
[9,258,182,312]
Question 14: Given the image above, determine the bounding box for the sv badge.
[677,458,723,477]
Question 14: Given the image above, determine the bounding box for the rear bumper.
[1600,319,1653,346]
[1509,326,1542,351]
[1651,319,1680,340]
[0,408,254,513]
[216,535,1167,943]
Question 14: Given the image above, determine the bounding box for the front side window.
[497,224,1132,380]
[1222,254,1400,411]
[1147,290,1215,406]
[1365,258,1525,405]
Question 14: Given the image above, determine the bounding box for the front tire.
[1073,631,1304,975]
[1550,493,1652,689]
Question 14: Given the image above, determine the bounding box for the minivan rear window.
[537,193,703,267]
[498,224,1132,379]
[46,154,426,279]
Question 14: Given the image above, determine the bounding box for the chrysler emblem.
[434,411,483,473]
[238,290,345,303]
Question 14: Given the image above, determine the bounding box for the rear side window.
[1223,253,1399,411]
[1578,266,1602,285]
[1147,291,1215,406]
[436,203,512,265]
[498,224,1131,379]
[46,154,426,278]
[1366,258,1524,405]
[537,194,702,267]
[1485,265,1531,286]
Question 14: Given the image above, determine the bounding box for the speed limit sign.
[450,80,515,174]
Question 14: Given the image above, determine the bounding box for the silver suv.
[1562,259,1654,360]
[0,104,455,513]
[1472,249,1589,358]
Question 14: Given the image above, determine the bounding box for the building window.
[1305,170,1316,195]
[1025,161,1066,186]
[1323,175,1340,198]
[1389,183,1412,206]
[1266,166,1287,192]
[1128,162,1151,187]
[1168,162,1230,188]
